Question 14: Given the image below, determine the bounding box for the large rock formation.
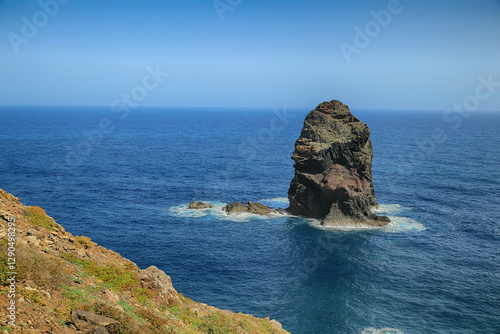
[287,100,389,226]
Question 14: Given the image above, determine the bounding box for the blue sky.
[0,0,499,110]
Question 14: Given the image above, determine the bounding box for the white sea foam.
[168,201,227,218]
[360,328,404,334]
[168,201,424,232]
[258,197,290,209]
[168,201,287,222]
[372,203,409,215]
[308,216,425,233]
[217,210,286,223]
[382,216,426,232]
[259,197,289,203]
[307,218,383,231]
[306,204,425,233]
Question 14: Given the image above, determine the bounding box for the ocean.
[0,106,499,334]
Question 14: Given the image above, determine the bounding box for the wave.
[383,216,426,232]
[306,217,425,233]
[258,197,290,209]
[168,201,226,218]
[167,201,287,222]
[372,203,409,215]
[168,202,425,232]
[360,328,404,334]
[307,204,425,233]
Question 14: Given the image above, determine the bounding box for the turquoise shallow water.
[0,106,499,333]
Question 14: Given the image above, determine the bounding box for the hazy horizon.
[1,103,500,113]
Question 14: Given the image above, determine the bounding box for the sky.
[0,0,499,110]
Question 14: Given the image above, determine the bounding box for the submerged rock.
[287,100,389,226]
[188,202,215,209]
[223,201,278,216]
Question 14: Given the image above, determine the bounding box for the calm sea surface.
[0,106,499,334]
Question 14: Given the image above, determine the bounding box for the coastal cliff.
[0,188,289,334]
[287,100,389,226]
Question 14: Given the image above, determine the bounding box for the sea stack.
[287,100,389,226]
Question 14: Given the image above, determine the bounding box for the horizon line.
[0,103,498,113]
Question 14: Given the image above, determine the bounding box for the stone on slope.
[70,309,121,334]
[138,265,178,303]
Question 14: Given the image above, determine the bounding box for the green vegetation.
[168,305,179,314]
[19,288,47,306]
[25,206,55,231]
[0,246,286,334]
[61,284,92,311]
[0,241,10,285]
[74,235,96,249]
[0,240,65,290]
[135,308,170,333]
[134,286,153,305]
[70,274,82,284]
[61,252,153,311]
[118,299,137,313]
[198,311,237,333]
[0,325,12,333]
[62,253,137,292]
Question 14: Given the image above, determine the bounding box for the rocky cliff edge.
[0,188,289,334]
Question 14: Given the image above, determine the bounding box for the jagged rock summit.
[287,100,389,226]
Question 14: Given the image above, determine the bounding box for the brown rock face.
[188,202,215,209]
[71,309,121,333]
[138,265,178,303]
[223,201,278,216]
[287,100,389,226]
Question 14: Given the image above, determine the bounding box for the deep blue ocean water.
[0,106,499,334]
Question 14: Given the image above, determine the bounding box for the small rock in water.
[223,201,278,216]
[188,202,215,209]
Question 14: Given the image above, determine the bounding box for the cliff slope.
[0,188,289,334]
[287,100,389,226]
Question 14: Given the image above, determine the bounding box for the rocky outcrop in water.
[188,202,215,209]
[287,100,389,226]
[223,201,279,216]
